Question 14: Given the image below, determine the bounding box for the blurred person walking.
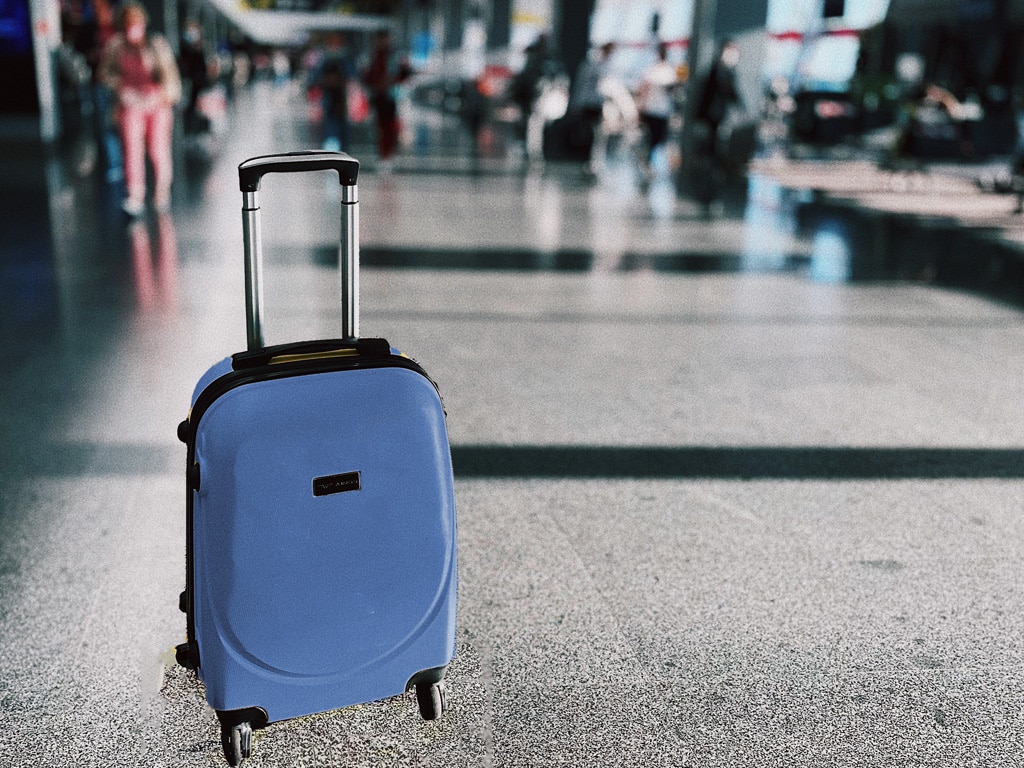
[70,0,122,181]
[571,41,616,177]
[510,34,564,157]
[309,33,357,152]
[99,2,181,216]
[510,34,549,136]
[693,39,743,165]
[179,20,214,135]
[688,39,743,211]
[364,30,411,172]
[636,43,679,177]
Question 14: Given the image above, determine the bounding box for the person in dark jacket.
[694,39,742,163]
[570,41,616,176]
[311,32,356,152]
[178,20,212,134]
[510,34,553,139]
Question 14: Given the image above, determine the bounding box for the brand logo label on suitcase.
[313,471,361,497]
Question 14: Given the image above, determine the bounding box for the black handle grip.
[238,151,359,192]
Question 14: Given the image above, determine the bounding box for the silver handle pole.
[340,184,359,340]
[243,191,265,350]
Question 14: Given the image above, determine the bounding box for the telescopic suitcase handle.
[238,151,359,191]
[238,151,360,351]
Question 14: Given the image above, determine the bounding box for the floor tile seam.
[469,663,1024,692]
[839,664,1024,677]
[535,507,658,687]
[365,309,1024,329]
[16,469,181,480]
[619,659,1024,679]
[453,476,1024,487]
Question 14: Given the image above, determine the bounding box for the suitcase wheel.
[221,721,253,767]
[416,680,448,721]
[174,642,196,670]
[216,708,267,766]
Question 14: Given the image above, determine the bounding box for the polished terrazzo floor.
[2,80,1024,766]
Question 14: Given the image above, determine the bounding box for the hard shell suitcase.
[175,151,457,766]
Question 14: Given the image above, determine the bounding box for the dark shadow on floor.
[451,445,1024,479]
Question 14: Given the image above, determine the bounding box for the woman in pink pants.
[99,3,181,216]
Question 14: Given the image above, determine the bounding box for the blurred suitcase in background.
[543,109,594,162]
[175,151,457,766]
[723,118,758,170]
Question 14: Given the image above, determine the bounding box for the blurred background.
[7,0,1024,184]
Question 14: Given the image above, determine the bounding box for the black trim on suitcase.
[190,346,437,434]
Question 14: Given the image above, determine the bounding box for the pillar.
[554,0,595,90]
[489,0,511,51]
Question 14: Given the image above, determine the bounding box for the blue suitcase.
[175,152,457,766]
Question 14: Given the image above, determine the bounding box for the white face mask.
[126,23,145,44]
